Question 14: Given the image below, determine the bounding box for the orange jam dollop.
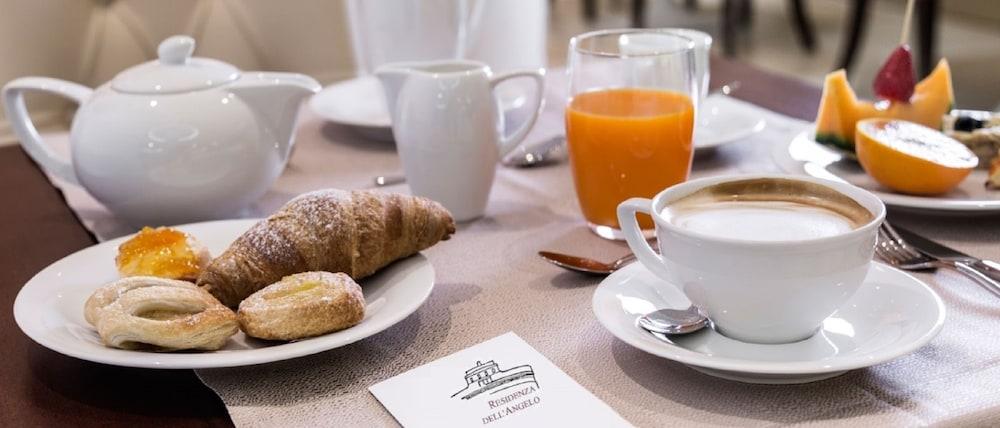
[116,226,203,280]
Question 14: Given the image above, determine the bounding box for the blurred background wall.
[2,0,998,146]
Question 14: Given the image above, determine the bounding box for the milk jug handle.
[2,77,92,185]
[489,69,545,157]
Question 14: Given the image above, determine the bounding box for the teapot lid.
[111,35,240,94]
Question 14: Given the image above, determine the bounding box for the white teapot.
[2,35,320,226]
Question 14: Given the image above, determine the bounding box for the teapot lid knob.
[158,35,195,65]
[112,34,239,94]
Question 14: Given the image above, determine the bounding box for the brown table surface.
[0,57,820,427]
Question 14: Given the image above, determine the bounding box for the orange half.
[855,118,977,195]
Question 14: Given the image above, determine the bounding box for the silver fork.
[876,222,1000,298]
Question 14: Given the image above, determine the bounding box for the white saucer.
[592,261,945,384]
[309,76,395,141]
[694,94,767,151]
[309,76,527,143]
[14,219,436,369]
[772,129,1000,215]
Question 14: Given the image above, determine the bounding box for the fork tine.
[877,226,902,252]
[875,228,905,264]
[876,231,906,264]
[875,221,940,271]
[880,222,923,260]
[874,245,897,264]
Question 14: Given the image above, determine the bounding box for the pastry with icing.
[237,271,365,341]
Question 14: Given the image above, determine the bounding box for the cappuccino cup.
[617,174,885,344]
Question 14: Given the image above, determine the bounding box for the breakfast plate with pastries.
[13,190,455,369]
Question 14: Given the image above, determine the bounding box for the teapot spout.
[229,72,320,161]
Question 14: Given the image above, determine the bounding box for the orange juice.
[565,88,695,229]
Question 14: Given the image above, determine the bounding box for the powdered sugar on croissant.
[197,189,454,308]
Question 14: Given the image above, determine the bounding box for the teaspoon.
[638,306,709,335]
[502,135,566,168]
[712,80,741,97]
[537,251,636,275]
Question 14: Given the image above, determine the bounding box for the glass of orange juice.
[566,29,698,239]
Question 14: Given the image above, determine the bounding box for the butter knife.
[893,225,1000,282]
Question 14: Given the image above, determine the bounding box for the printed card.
[369,332,631,427]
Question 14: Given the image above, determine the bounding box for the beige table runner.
[38,78,1000,426]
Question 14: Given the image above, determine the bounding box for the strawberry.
[873,44,916,103]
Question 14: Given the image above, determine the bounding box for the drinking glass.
[619,28,711,104]
[565,29,698,239]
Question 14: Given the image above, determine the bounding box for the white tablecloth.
[37,76,1000,426]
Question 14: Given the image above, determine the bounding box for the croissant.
[197,189,455,307]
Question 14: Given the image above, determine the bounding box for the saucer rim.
[309,76,392,129]
[694,94,767,149]
[592,261,946,375]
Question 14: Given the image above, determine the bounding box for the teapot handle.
[2,77,92,185]
[489,69,545,157]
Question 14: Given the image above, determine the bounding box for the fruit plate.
[772,129,1000,214]
[13,219,435,369]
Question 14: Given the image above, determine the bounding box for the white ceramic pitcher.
[375,60,544,221]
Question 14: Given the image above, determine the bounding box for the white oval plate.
[13,219,435,369]
[772,129,1000,214]
[694,94,767,150]
[593,261,945,384]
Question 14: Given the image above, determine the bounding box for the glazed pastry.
[116,226,211,281]
[198,189,454,308]
[85,276,238,351]
[237,271,365,341]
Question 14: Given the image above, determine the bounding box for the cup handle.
[618,198,673,281]
[489,68,546,157]
[2,77,92,185]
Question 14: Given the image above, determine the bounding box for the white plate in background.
[309,76,528,143]
[695,94,767,151]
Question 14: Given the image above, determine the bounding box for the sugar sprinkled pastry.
[237,271,365,341]
[85,276,238,351]
[198,189,454,308]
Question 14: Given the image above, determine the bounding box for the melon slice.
[815,59,954,151]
